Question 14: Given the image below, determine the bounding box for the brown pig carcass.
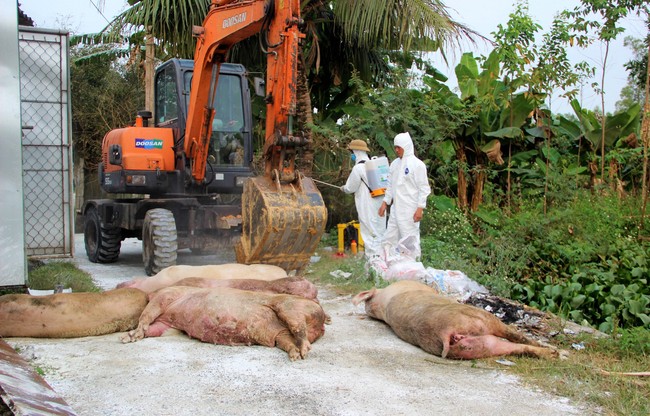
[116,263,287,293]
[352,281,558,360]
[0,288,148,338]
[122,286,327,360]
[173,276,319,301]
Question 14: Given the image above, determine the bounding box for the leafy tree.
[491,0,541,210]
[616,34,649,111]
[533,13,593,213]
[70,47,145,175]
[563,0,649,181]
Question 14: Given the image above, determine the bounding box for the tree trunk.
[455,140,468,211]
[145,28,155,113]
[74,157,85,233]
[507,140,512,213]
[470,167,486,212]
[599,40,610,182]
[639,40,650,236]
[296,52,314,176]
[609,158,619,195]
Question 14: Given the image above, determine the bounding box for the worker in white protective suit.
[378,132,431,260]
[340,139,386,257]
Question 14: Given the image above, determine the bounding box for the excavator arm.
[184,0,326,271]
[184,0,303,184]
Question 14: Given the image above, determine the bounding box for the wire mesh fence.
[19,27,73,258]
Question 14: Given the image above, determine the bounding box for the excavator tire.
[142,208,178,276]
[84,206,121,263]
[235,174,327,272]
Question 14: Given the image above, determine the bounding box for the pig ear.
[352,288,376,306]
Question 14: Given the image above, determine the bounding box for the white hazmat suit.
[380,132,431,259]
[341,145,386,257]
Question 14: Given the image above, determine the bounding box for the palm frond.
[332,0,477,53]
[108,0,209,58]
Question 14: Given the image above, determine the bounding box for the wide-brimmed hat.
[347,139,370,152]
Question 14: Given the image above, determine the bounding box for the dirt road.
[6,235,592,415]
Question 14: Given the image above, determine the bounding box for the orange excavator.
[82,0,327,275]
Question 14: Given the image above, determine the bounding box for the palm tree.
[106,0,474,105]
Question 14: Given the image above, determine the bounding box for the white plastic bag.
[383,260,426,281]
[423,268,489,300]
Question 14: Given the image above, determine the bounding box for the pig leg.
[495,324,543,347]
[247,319,303,361]
[271,304,312,358]
[121,298,166,343]
[143,321,173,337]
[447,334,558,360]
[274,330,303,361]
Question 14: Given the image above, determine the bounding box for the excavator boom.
[185,0,326,271]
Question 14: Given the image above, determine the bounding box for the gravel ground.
[6,235,594,415]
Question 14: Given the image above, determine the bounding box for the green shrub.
[420,198,486,281]
[488,194,650,331]
[420,191,650,332]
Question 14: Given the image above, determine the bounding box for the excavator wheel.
[142,208,178,276]
[235,174,327,272]
[84,206,121,263]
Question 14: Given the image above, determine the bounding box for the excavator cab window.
[155,65,179,125]
[183,72,246,167]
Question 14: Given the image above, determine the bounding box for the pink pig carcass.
[116,263,288,293]
[352,281,558,360]
[173,276,319,301]
[122,286,327,360]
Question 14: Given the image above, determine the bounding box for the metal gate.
[19,27,74,257]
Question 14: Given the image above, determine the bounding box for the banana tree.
[556,100,642,189]
[452,51,540,211]
[571,100,642,151]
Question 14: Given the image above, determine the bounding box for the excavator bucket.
[235,174,327,272]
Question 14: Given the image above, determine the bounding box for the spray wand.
[312,178,341,189]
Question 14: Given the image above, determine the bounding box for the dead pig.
[0,288,148,338]
[173,276,319,301]
[122,286,327,360]
[117,263,287,293]
[352,281,558,360]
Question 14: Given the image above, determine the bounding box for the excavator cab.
[155,56,326,272]
[154,58,254,195]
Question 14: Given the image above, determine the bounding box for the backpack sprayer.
[312,156,390,196]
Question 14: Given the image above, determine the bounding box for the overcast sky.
[18,0,648,114]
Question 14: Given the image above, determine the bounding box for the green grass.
[305,248,388,295]
[28,261,100,293]
[504,328,649,416]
